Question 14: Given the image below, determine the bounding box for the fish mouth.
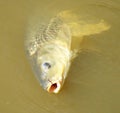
[46,68,66,93]
[47,79,63,93]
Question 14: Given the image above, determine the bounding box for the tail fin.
[58,10,110,37]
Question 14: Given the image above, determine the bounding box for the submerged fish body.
[25,15,73,93]
[25,10,110,93]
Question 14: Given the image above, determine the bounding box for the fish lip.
[47,78,63,93]
[48,82,61,93]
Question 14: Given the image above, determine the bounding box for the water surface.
[0,0,120,113]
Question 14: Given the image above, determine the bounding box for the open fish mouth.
[47,79,63,93]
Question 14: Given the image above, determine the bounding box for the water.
[0,0,120,113]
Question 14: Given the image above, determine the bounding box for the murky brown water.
[0,0,120,113]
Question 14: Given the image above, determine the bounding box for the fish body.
[25,11,110,93]
[25,16,73,93]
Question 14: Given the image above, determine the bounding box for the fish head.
[35,48,71,93]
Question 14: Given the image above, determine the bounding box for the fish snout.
[47,80,62,93]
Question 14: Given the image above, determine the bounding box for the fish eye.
[42,62,51,69]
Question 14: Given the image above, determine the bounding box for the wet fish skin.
[25,16,72,93]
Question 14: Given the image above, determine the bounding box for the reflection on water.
[0,0,120,113]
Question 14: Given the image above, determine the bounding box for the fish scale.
[26,16,65,57]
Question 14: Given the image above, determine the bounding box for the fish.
[25,10,110,93]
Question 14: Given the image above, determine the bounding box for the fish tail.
[58,10,110,37]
